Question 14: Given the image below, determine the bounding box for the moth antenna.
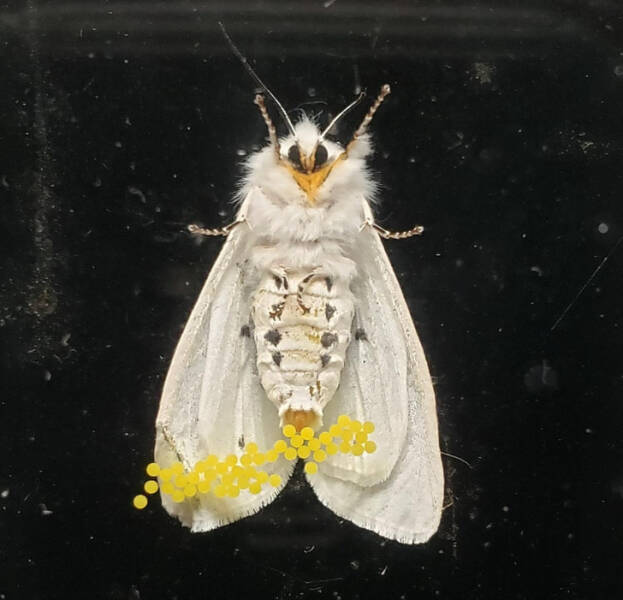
[319,91,366,140]
[254,94,281,157]
[218,21,297,137]
[348,84,391,149]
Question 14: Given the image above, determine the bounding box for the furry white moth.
[154,80,443,544]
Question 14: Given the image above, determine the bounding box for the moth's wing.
[155,188,294,532]
[309,201,444,544]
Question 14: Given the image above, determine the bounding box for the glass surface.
[2,1,622,598]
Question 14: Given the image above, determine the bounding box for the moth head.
[254,84,391,205]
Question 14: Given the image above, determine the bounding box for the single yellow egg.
[364,440,377,454]
[300,426,314,440]
[144,480,159,495]
[304,462,318,475]
[273,439,287,453]
[318,432,332,445]
[245,442,259,454]
[308,438,321,451]
[145,463,160,477]
[282,424,296,438]
[363,421,375,434]
[133,495,148,509]
[313,449,327,463]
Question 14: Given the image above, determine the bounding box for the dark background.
[2,1,623,598]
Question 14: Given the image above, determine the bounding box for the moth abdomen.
[252,271,354,427]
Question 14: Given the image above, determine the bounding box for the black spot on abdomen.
[264,329,282,346]
[240,325,250,337]
[321,332,338,348]
[355,328,368,341]
[325,303,336,321]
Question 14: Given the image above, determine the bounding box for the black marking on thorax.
[240,325,251,337]
[320,354,330,368]
[238,435,245,450]
[272,351,283,366]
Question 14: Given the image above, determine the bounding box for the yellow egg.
[363,421,375,434]
[145,463,160,477]
[245,442,259,454]
[364,441,377,454]
[308,438,321,451]
[273,440,287,453]
[304,462,318,474]
[326,443,338,455]
[313,449,327,463]
[318,432,332,445]
[133,495,148,509]
[337,415,351,427]
[143,480,159,495]
[282,424,296,438]
[159,468,172,483]
[300,427,314,440]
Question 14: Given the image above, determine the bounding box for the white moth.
[154,81,444,544]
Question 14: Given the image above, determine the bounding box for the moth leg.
[269,265,290,292]
[187,217,246,237]
[297,267,324,313]
[359,217,424,239]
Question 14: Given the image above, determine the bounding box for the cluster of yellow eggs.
[133,414,376,510]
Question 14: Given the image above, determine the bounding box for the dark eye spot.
[314,144,328,169]
[288,144,302,169]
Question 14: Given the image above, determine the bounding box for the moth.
[154,75,443,544]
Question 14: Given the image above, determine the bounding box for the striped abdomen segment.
[252,271,354,428]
